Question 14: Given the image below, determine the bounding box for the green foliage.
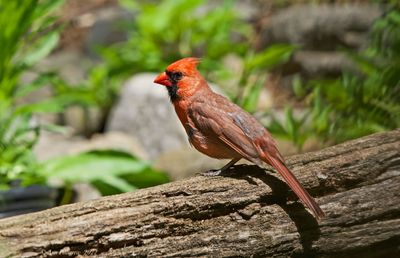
[40,150,169,196]
[50,65,122,135]
[237,44,296,113]
[101,0,250,77]
[244,44,295,72]
[0,105,45,190]
[268,106,310,150]
[0,0,65,190]
[0,0,64,97]
[269,8,400,149]
[0,0,169,196]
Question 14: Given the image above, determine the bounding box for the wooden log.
[0,130,399,258]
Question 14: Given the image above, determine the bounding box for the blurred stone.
[34,131,83,161]
[72,131,149,160]
[274,138,323,157]
[58,0,120,50]
[274,139,299,157]
[19,72,59,126]
[34,131,148,161]
[207,0,260,21]
[19,72,53,104]
[106,73,188,160]
[233,0,261,21]
[292,50,356,78]
[38,50,90,84]
[219,54,244,96]
[260,4,382,50]
[154,146,227,180]
[84,5,132,57]
[73,183,101,202]
[63,106,104,137]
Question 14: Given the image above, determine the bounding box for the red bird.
[154,57,325,219]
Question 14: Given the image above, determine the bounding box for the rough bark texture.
[1,130,400,258]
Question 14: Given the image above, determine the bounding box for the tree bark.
[1,130,399,258]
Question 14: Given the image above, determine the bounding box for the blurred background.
[0,0,399,217]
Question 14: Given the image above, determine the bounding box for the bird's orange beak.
[154,72,172,87]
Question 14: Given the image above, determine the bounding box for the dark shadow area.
[218,164,321,257]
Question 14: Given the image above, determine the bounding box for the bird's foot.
[201,169,223,177]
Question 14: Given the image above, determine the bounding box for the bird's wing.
[188,94,265,163]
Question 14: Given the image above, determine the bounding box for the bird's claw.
[201,169,222,177]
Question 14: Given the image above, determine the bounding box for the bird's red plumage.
[154,57,325,219]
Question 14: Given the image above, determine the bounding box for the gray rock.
[37,50,90,84]
[206,0,260,21]
[34,131,84,161]
[34,131,148,161]
[106,73,188,160]
[63,106,104,137]
[154,146,227,180]
[68,131,149,161]
[83,5,132,58]
[261,4,382,50]
[292,50,356,78]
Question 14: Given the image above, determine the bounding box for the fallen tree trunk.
[0,130,399,257]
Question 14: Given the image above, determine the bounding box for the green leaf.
[284,106,296,140]
[245,44,296,71]
[39,150,169,195]
[15,97,66,114]
[40,123,68,134]
[242,80,264,113]
[40,150,146,181]
[344,49,376,76]
[121,168,170,189]
[91,177,129,196]
[23,31,59,66]
[292,75,305,98]
[96,175,137,194]
[32,0,65,20]
[14,72,57,98]
[267,117,288,138]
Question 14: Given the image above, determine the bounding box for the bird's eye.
[169,71,183,82]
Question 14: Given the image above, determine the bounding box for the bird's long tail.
[266,156,325,219]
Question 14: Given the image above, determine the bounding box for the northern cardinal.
[154,57,325,219]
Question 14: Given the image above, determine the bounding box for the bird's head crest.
[165,57,201,76]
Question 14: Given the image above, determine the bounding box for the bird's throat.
[166,83,179,102]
